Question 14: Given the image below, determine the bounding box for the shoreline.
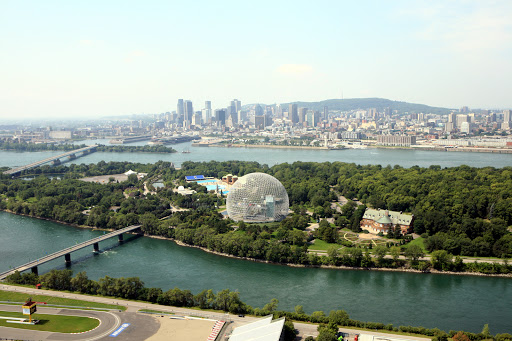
[1,210,511,278]
[194,143,512,154]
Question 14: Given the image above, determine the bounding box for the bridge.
[0,224,142,281]
[3,145,98,176]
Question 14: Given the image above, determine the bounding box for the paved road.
[0,284,430,341]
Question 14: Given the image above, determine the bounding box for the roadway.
[3,145,98,175]
[0,284,431,341]
[0,225,141,281]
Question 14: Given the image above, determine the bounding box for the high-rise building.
[289,104,298,123]
[184,101,193,123]
[502,110,511,130]
[192,112,202,126]
[306,110,321,127]
[215,109,226,126]
[254,115,265,130]
[231,99,241,113]
[298,107,307,124]
[504,110,511,123]
[177,99,184,116]
[323,106,328,121]
[255,104,264,116]
[205,101,212,110]
[201,109,211,124]
[456,114,469,130]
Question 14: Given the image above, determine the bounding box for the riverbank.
[206,143,329,150]
[1,210,510,278]
[171,240,512,278]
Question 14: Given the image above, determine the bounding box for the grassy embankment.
[0,290,125,311]
[0,309,100,333]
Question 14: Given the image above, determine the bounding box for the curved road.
[0,305,121,340]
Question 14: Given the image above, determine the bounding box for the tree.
[283,320,298,341]
[71,271,91,293]
[431,250,453,270]
[405,244,425,264]
[390,246,401,265]
[262,298,279,314]
[482,324,490,338]
[328,310,349,325]
[452,331,471,341]
[327,245,339,264]
[373,245,388,265]
[317,322,339,341]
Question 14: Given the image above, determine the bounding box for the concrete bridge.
[0,224,142,280]
[3,145,98,176]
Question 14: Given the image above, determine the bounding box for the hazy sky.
[1,0,511,119]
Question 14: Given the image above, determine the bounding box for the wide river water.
[0,212,511,334]
[0,138,511,168]
[1,141,512,333]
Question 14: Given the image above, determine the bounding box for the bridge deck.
[3,145,98,175]
[0,224,141,280]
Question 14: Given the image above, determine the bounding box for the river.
[0,212,510,334]
[0,139,512,169]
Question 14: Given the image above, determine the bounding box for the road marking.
[110,323,130,337]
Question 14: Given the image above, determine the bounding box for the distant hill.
[278,98,452,115]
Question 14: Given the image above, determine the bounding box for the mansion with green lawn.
[360,208,414,235]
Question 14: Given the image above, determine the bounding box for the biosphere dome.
[226,172,289,222]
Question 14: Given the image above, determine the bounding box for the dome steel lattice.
[226,172,289,222]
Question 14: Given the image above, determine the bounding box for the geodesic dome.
[226,172,289,222]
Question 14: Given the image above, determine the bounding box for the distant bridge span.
[0,224,142,281]
[3,145,98,175]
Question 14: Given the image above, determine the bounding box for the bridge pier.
[52,159,61,165]
[65,253,71,265]
[118,234,124,243]
[68,154,76,160]
[31,266,38,276]
[93,242,99,252]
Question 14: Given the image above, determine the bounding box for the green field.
[308,239,342,251]
[0,309,100,333]
[402,237,427,252]
[0,290,126,311]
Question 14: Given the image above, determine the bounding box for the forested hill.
[279,98,452,115]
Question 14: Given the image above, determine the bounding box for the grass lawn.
[402,237,427,253]
[308,239,342,251]
[0,290,125,311]
[0,309,99,333]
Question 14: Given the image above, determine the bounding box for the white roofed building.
[229,315,286,341]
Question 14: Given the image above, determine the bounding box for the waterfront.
[0,139,512,169]
[0,212,510,334]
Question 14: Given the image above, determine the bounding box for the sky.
[1,0,511,119]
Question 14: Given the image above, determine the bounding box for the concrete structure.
[3,145,98,175]
[49,131,72,139]
[229,315,285,341]
[377,135,416,147]
[360,208,414,235]
[226,173,289,223]
[0,224,142,280]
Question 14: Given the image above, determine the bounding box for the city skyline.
[1,0,511,119]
